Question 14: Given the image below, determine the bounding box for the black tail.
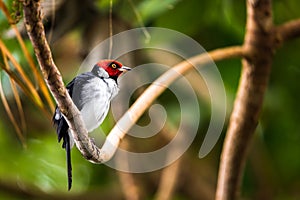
[52,78,75,190]
[65,133,72,190]
[53,107,73,190]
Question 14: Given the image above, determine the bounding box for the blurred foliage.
[0,0,300,199]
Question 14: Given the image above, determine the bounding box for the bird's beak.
[119,66,131,72]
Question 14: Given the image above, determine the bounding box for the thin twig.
[127,0,151,42]
[108,0,113,59]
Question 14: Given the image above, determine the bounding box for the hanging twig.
[108,0,113,59]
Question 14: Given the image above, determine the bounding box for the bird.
[52,60,131,190]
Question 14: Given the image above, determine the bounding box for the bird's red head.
[96,60,131,78]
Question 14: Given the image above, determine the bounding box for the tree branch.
[23,0,244,164]
[276,19,300,43]
[23,0,105,163]
[103,46,244,161]
[216,1,274,199]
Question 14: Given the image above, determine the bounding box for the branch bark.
[276,19,300,43]
[216,0,274,199]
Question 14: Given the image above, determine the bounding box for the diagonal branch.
[23,0,244,163]
[23,0,103,163]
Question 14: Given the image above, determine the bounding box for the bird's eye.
[111,63,117,69]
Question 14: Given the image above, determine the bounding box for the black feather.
[52,78,75,190]
[65,132,72,190]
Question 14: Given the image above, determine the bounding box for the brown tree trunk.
[216,0,274,199]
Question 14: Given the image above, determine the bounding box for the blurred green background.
[0,0,300,199]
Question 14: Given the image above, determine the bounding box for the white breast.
[73,76,119,132]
